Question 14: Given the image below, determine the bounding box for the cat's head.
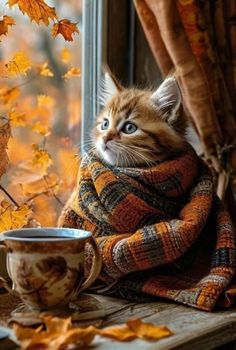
[91,72,187,167]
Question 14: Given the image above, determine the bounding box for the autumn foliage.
[14,316,173,349]
[0,0,81,231]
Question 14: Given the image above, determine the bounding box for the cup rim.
[1,228,92,242]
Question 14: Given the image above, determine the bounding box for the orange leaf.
[60,47,73,63]
[98,326,137,341]
[0,87,20,104]
[52,19,79,41]
[38,62,54,77]
[8,0,57,26]
[63,67,81,79]
[31,144,52,176]
[0,121,10,178]
[14,317,96,350]
[127,319,173,341]
[0,201,32,233]
[31,122,51,136]
[9,110,27,127]
[43,316,72,333]
[13,316,173,349]
[6,52,31,76]
[37,94,55,108]
[0,15,15,36]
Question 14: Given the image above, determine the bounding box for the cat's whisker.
[111,141,155,168]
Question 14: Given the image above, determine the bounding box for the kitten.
[91,72,188,167]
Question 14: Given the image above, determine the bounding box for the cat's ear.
[99,71,122,106]
[151,77,181,124]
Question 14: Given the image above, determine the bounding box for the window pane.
[0,0,82,227]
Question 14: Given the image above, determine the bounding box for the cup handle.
[0,243,17,296]
[79,236,102,292]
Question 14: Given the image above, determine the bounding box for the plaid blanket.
[59,146,236,311]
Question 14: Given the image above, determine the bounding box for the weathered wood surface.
[0,292,236,349]
[91,295,236,350]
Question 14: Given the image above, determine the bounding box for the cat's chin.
[98,149,117,166]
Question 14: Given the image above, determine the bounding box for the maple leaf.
[8,0,57,26]
[9,110,26,127]
[38,62,54,77]
[60,48,72,63]
[52,19,79,41]
[0,87,20,104]
[31,122,51,136]
[63,67,81,79]
[31,144,52,175]
[0,201,32,233]
[0,122,10,179]
[0,15,15,37]
[6,52,31,76]
[37,94,55,108]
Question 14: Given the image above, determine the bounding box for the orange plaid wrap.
[59,147,236,311]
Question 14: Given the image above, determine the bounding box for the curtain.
[134,0,236,220]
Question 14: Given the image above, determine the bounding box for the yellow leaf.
[37,94,55,108]
[9,110,26,127]
[38,62,54,77]
[60,48,72,63]
[63,67,81,79]
[31,144,52,175]
[52,19,79,41]
[0,15,15,36]
[31,122,51,136]
[6,52,31,76]
[0,201,32,233]
[0,87,20,104]
[8,0,57,26]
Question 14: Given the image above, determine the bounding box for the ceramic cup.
[0,228,102,310]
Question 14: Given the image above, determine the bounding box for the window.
[0,1,82,226]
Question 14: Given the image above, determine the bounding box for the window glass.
[0,0,82,226]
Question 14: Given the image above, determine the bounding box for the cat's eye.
[122,122,137,134]
[101,118,109,130]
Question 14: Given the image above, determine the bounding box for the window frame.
[81,0,107,153]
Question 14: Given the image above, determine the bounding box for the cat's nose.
[103,135,113,144]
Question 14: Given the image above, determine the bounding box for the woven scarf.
[59,146,236,311]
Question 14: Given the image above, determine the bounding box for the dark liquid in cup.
[23,236,72,239]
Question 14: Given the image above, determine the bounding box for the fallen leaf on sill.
[127,318,173,341]
[13,316,173,349]
[97,325,137,341]
[13,317,96,350]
